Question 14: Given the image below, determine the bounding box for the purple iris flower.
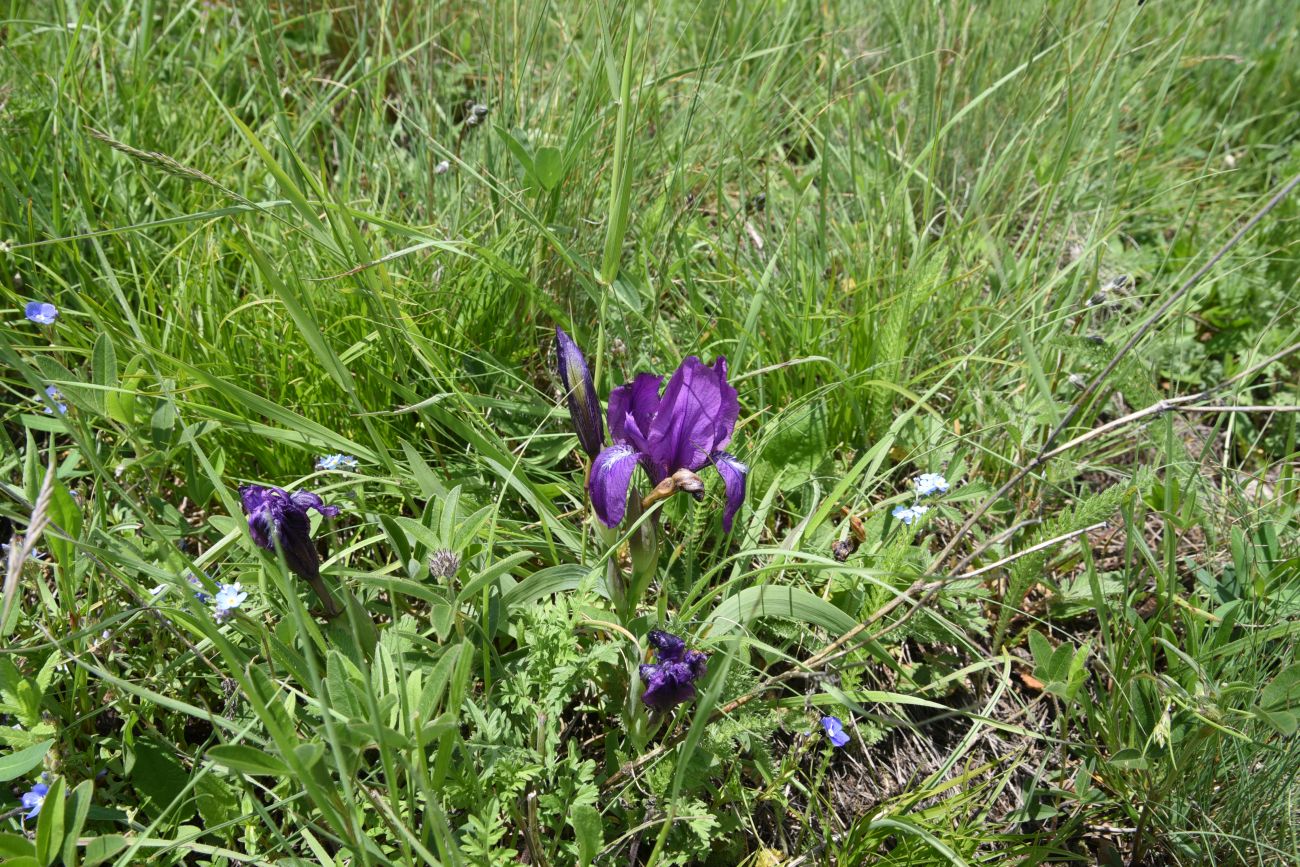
[239,485,341,613]
[25,302,58,325]
[590,356,748,532]
[21,782,49,819]
[639,629,708,712]
[555,327,604,458]
[820,716,850,747]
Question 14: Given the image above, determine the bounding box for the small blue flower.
[1,543,45,563]
[41,385,67,415]
[21,782,49,819]
[25,302,58,325]
[213,582,248,621]
[820,716,850,747]
[914,473,949,497]
[892,504,929,526]
[186,573,211,603]
[315,454,358,471]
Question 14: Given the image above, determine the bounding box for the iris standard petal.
[289,490,340,517]
[607,372,661,454]
[712,451,749,533]
[646,629,686,663]
[239,484,271,516]
[556,327,605,457]
[647,357,724,473]
[588,444,643,527]
[711,356,740,452]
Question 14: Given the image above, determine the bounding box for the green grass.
[1,0,1299,864]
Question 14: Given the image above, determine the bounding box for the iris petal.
[275,506,321,582]
[289,490,340,517]
[640,662,699,711]
[647,357,723,473]
[712,356,739,452]
[556,328,605,457]
[712,451,749,533]
[588,444,643,527]
[646,629,686,662]
[607,373,661,456]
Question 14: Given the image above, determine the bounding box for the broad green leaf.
[207,744,290,777]
[706,585,856,636]
[571,804,602,866]
[0,739,53,782]
[130,736,187,823]
[1027,629,1053,674]
[1261,662,1300,711]
[34,776,65,867]
[502,564,598,609]
[61,779,94,867]
[534,146,564,190]
[0,833,35,857]
[195,775,240,829]
[1256,708,1298,736]
[1107,748,1148,770]
[45,477,82,570]
[91,332,117,400]
[456,551,535,604]
[81,835,127,867]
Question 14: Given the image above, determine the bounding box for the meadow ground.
[1,1,1299,864]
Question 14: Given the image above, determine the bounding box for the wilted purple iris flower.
[820,716,850,747]
[239,485,341,614]
[590,356,747,531]
[25,302,58,325]
[639,629,708,712]
[555,327,604,459]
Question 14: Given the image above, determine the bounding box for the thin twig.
[1,461,55,633]
[955,521,1109,579]
[1176,405,1300,414]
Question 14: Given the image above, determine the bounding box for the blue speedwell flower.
[555,327,605,459]
[914,473,949,497]
[21,782,49,819]
[892,504,928,525]
[315,454,358,471]
[590,355,748,532]
[25,302,58,325]
[186,573,210,602]
[820,716,850,747]
[639,630,708,712]
[40,385,67,415]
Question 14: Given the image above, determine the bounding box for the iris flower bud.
[555,327,605,458]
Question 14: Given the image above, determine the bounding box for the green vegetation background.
[1,0,1298,864]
